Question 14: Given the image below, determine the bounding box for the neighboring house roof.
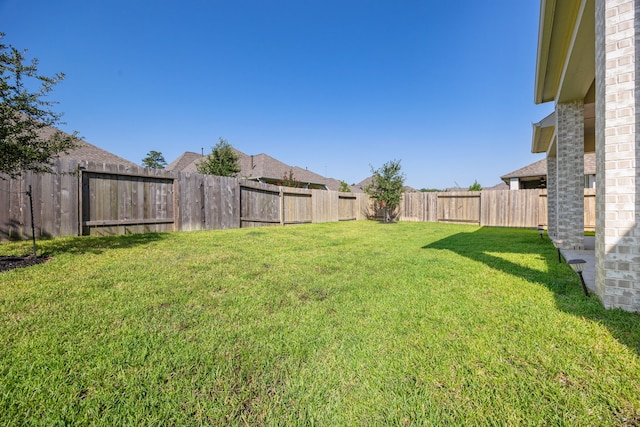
[349,176,416,193]
[237,152,288,180]
[167,149,340,190]
[501,158,547,181]
[484,182,510,191]
[351,176,373,193]
[59,139,138,167]
[165,151,203,173]
[500,152,595,184]
[291,166,342,191]
[36,124,137,167]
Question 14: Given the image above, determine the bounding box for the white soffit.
[556,0,595,103]
[534,0,594,104]
[531,112,556,153]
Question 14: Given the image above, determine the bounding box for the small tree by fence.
[366,160,405,223]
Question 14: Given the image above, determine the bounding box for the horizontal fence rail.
[1,160,596,240]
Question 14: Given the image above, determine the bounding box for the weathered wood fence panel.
[282,187,312,225]
[176,173,203,232]
[240,181,281,227]
[538,192,548,227]
[312,190,339,223]
[0,158,80,240]
[204,175,240,230]
[355,193,371,221]
[338,194,357,221]
[0,173,17,239]
[437,192,481,224]
[400,192,438,222]
[306,192,362,222]
[480,189,545,228]
[398,188,593,229]
[584,188,595,231]
[81,163,175,236]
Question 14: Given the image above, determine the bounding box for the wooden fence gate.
[81,165,175,236]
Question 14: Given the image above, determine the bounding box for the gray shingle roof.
[485,182,510,191]
[165,151,203,173]
[501,158,547,180]
[349,176,415,193]
[59,140,138,167]
[168,148,341,190]
[501,153,595,182]
[37,124,137,167]
[351,176,374,193]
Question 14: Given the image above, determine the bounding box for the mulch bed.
[0,256,50,272]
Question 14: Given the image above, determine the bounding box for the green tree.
[339,180,351,192]
[366,159,405,223]
[1,33,80,178]
[141,150,167,169]
[468,180,482,191]
[196,138,240,177]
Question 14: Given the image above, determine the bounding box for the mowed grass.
[1,221,639,425]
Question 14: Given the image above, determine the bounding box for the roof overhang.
[531,97,596,155]
[249,176,328,191]
[534,0,595,104]
[531,112,556,153]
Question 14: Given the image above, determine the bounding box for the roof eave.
[249,176,328,190]
[534,0,558,104]
[534,0,593,105]
[531,112,556,153]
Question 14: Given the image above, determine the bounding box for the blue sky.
[2,0,552,189]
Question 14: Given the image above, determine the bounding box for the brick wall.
[547,155,558,238]
[595,0,640,312]
[556,101,585,250]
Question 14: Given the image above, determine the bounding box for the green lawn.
[1,221,639,425]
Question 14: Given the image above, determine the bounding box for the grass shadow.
[37,232,170,257]
[423,227,640,356]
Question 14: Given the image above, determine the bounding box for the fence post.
[77,164,83,236]
[26,185,37,257]
[172,174,179,232]
[479,191,484,227]
[279,187,285,226]
[199,179,205,228]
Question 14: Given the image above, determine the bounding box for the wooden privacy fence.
[399,189,596,230]
[1,159,369,240]
[82,164,177,235]
[1,160,597,240]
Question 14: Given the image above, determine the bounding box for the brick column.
[595,0,640,312]
[555,101,585,250]
[546,155,558,239]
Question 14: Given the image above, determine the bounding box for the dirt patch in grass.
[0,255,50,272]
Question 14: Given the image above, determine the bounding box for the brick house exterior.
[532,0,639,311]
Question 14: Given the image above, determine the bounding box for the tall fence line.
[1,159,370,240]
[1,159,597,240]
[399,188,596,231]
